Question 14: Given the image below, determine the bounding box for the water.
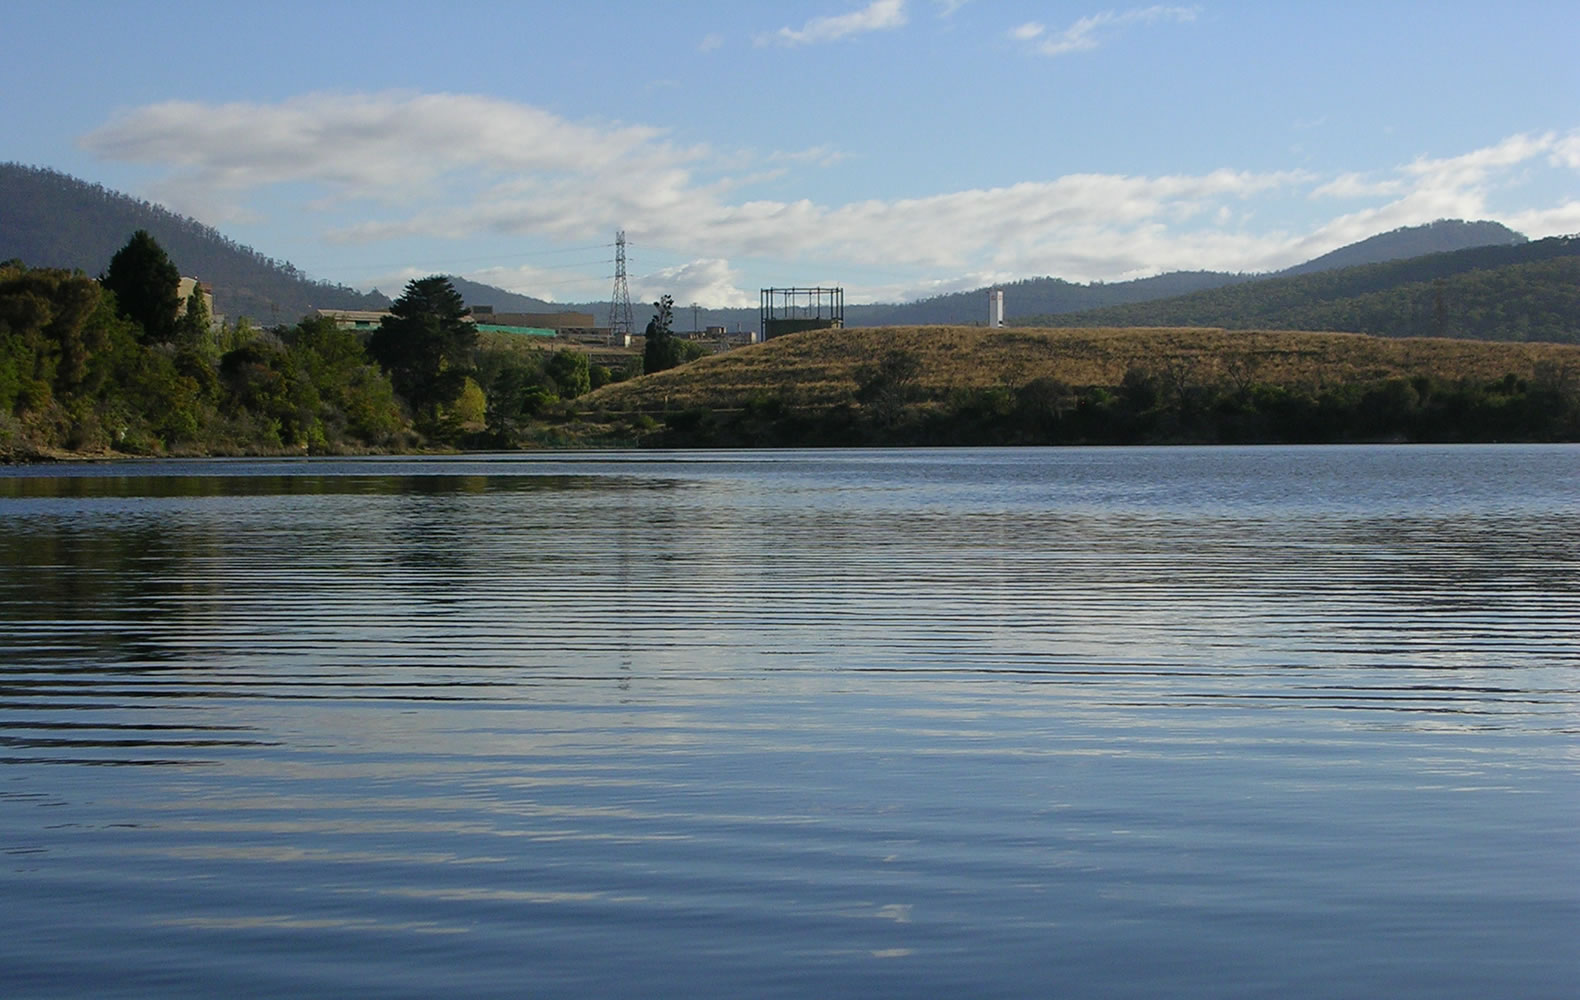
[1,446,1576,998]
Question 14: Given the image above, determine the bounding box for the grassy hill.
[589,324,1580,412]
[570,324,1580,447]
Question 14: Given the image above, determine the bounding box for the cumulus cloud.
[1504,201,1580,237]
[77,92,1580,302]
[760,0,908,46]
[1017,5,1199,57]
[1552,134,1580,169]
[80,91,672,208]
[1281,132,1578,260]
[632,259,755,309]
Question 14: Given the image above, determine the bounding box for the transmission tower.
[608,231,634,345]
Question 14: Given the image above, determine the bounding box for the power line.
[294,242,617,277]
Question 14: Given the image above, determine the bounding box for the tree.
[544,349,590,399]
[643,294,681,375]
[854,349,922,425]
[487,362,556,442]
[285,315,406,446]
[178,281,213,351]
[367,275,476,426]
[102,230,181,344]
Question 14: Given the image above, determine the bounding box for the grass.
[583,325,1580,413]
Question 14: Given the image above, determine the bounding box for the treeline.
[0,163,389,324]
[642,349,1580,448]
[1021,237,1580,342]
[1,258,406,458]
[0,234,636,458]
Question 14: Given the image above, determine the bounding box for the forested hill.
[844,271,1255,326]
[447,276,556,314]
[1019,237,1580,343]
[843,219,1531,326]
[0,163,389,323]
[1279,219,1526,276]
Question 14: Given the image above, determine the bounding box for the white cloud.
[1310,172,1406,199]
[77,92,1580,303]
[80,92,671,212]
[768,144,852,167]
[698,32,724,52]
[1504,201,1580,238]
[759,0,908,47]
[632,259,755,309]
[1283,132,1576,257]
[1019,5,1199,57]
[1552,134,1580,169]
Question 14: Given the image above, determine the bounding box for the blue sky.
[3,1,1577,306]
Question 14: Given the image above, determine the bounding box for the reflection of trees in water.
[0,519,226,670]
[386,477,483,579]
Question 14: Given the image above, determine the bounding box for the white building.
[988,289,1004,327]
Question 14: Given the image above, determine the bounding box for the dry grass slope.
[586,326,1580,412]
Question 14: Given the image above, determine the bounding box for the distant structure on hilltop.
[760,286,843,340]
[988,288,1004,327]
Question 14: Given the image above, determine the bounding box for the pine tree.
[367,275,476,423]
[102,230,181,343]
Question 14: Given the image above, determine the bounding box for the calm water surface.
[1,446,1576,998]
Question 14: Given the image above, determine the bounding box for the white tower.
[988,288,1004,327]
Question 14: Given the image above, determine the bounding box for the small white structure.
[988,288,1004,327]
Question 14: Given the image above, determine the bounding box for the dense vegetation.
[1020,237,1580,342]
[0,258,405,458]
[0,236,626,459]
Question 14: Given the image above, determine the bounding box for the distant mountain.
[846,271,1257,327]
[1277,220,1526,277]
[409,219,1540,332]
[1021,237,1580,343]
[446,276,557,315]
[0,163,388,323]
[2,163,1544,335]
[843,220,1530,327]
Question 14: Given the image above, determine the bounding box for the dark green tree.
[544,349,590,399]
[286,315,406,446]
[643,294,681,375]
[367,276,476,425]
[102,230,181,344]
[486,362,557,442]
